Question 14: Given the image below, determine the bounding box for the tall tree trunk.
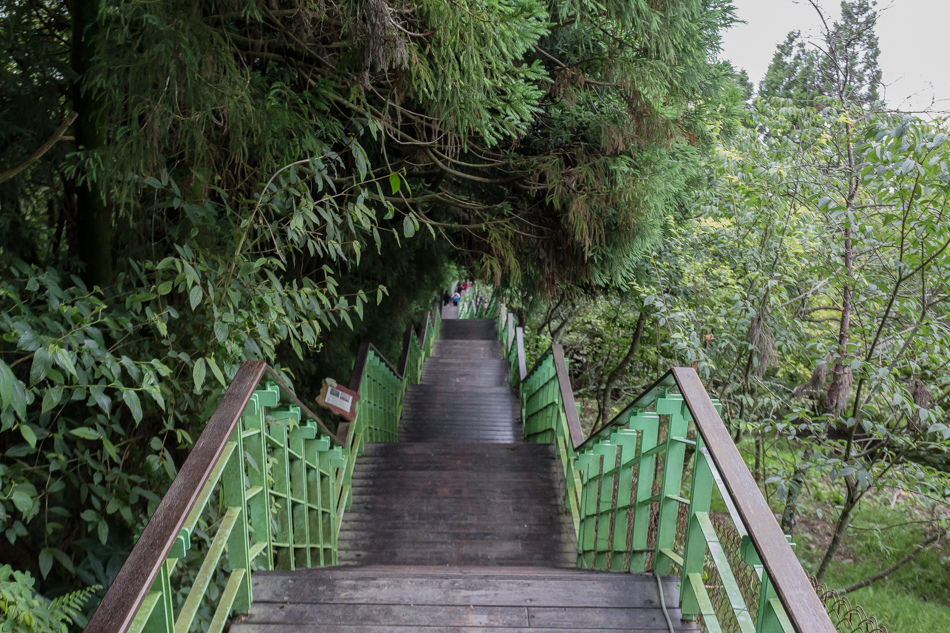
[598,310,646,427]
[779,446,811,535]
[816,477,859,582]
[824,122,858,415]
[72,0,113,287]
[784,122,859,536]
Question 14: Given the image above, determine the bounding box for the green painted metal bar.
[207,569,246,633]
[688,573,725,633]
[653,395,690,576]
[498,300,842,633]
[87,300,444,633]
[680,438,713,619]
[174,506,241,633]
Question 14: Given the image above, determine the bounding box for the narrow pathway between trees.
[233,317,695,632]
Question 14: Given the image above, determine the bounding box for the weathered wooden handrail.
[84,362,268,633]
[85,302,442,633]
[493,301,838,633]
[675,367,832,633]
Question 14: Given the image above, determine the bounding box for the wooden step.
[439,319,499,341]
[338,443,574,567]
[432,340,505,358]
[233,565,698,632]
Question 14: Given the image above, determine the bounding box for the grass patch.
[794,495,950,632]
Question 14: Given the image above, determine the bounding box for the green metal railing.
[85,303,442,633]
[456,282,495,319]
[488,302,879,633]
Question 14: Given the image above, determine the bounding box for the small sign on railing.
[316,378,360,421]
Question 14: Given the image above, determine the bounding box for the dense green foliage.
[520,3,950,621]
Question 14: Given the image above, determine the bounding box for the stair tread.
[339,320,574,567]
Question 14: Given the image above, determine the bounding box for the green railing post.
[245,386,278,570]
[653,394,689,576]
[137,562,174,633]
[609,427,639,572]
[222,426,252,614]
[576,450,600,568]
[743,536,797,633]
[627,411,658,573]
[680,437,713,620]
[269,406,300,569]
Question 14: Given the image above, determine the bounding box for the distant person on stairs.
[452,291,460,306]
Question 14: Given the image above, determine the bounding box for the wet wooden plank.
[244,603,528,626]
[250,574,676,608]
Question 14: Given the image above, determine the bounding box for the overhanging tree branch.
[0,112,78,184]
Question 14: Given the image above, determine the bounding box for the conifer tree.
[759,0,882,107]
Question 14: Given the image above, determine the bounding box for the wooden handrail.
[515,327,527,381]
[552,345,585,449]
[503,299,835,633]
[672,367,834,633]
[85,362,268,633]
[88,302,440,633]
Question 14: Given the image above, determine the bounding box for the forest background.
[0,0,947,630]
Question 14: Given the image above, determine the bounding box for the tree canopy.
[0,0,740,622]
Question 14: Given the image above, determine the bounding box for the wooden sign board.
[316,379,360,421]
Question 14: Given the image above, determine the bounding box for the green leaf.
[39,548,53,579]
[11,487,34,514]
[0,359,25,419]
[98,519,109,545]
[122,390,143,423]
[189,285,203,310]
[90,386,112,415]
[49,548,74,573]
[157,281,173,295]
[41,387,63,413]
[19,425,36,449]
[193,357,207,392]
[207,356,226,387]
[102,436,119,461]
[70,427,101,440]
[214,321,228,343]
[53,348,78,379]
[353,143,368,180]
[389,172,400,194]
[30,347,52,385]
[402,215,416,238]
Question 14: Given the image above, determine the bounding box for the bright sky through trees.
[721,0,950,112]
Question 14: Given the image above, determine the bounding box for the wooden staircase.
[232,316,696,632]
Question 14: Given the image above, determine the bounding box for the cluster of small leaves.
[0,564,98,632]
[0,150,393,609]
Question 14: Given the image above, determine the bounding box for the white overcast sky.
[719,0,950,113]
